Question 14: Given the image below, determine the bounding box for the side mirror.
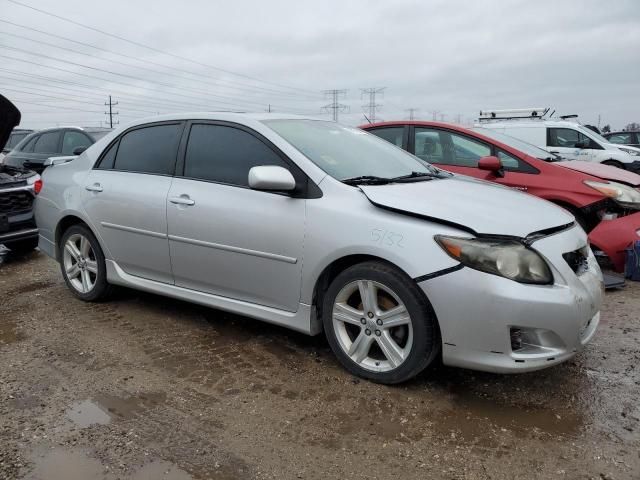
[478,156,504,176]
[248,165,296,192]
[72,146,88,155]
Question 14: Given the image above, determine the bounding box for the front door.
[166,122,306,312]
[83,122,184,284]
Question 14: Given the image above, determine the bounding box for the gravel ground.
[0,250,639,480]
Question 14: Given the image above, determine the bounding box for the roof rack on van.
[478,107,550,122]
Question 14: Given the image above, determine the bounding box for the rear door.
[83,122,184,284]
[166,121,306,312]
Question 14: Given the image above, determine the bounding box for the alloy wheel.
[332,280,413,372]
[63,233,98,294]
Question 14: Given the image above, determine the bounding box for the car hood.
[556,160,640,187]
[359,176,574,237]
[0,94,21,152]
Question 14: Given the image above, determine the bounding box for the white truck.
[477,108,640,173]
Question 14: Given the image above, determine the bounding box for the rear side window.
[368,127,404,147]
[113,124,182,175]
[6,133,27,149]
[62,131,93,155]
[19,134,38,152]
[33,131,61,154]
[183,124,288,187]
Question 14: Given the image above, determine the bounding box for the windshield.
[264,119,439,181]
[576,125,610,144]
[471,127,559,160]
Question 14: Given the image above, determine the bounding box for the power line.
[361,87,385,124]
[5,0,320,96]
[0,26,320,100]
[322,89,349,122]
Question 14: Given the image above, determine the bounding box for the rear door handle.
[169,195,195,206]
[85,183,103,192]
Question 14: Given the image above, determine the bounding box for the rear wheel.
[60,224,112,301]
[602,159,625,170]
[322,261,439,384]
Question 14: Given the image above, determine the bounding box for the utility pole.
[104,95,119,128]
[266,104,272,113]
[322,89,349,122]
[438,113,446,122]
[454,113,462,124]
[431,110,441,121]
[406,108,418,120]
[361,87,385,124]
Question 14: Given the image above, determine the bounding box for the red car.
[361,121,640,273]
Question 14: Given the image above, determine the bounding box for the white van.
[478,109,640,173]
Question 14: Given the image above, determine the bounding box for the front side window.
[548,128,595,148]
[62,131,93,155]
[414,128,490,167]
[368,127,404,147]
[607,133,633,144]
[183,124,288,186]
[264,120,437,180]
[33,131,61,154]
[113,124,182,175]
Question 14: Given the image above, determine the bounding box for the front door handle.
[169,195,195,206]
[85,183,103,192]
[549,151,560,154]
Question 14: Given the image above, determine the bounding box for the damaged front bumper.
[588,211,640,272]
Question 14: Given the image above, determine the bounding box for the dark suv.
[3,126,111,173]
[603,131,640,148]
[0,95,41,253]
[1,128,34,155]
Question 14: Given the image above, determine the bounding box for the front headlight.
[618,147,640,157]
[584,180,640,209]
[435,236,553,284]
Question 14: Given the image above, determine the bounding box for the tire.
[59,224,112,302]
[322,261,439,384]
[602,160,625,170]
[7,237,39,254]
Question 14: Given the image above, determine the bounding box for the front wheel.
[60,224,112,301]
[322,261,439,384]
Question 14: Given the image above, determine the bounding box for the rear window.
[33,131,61,154]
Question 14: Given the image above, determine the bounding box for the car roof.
[604,130,639,135]
[116,112,325,129]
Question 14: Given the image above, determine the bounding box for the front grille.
[563,248,589,275]
[0,191,34,215]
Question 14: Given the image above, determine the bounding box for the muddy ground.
[0,249,638,480]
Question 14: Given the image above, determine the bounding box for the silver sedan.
[34,113,603,383]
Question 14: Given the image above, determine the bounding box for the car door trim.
[101,222,167,239]
[167,234,298,264]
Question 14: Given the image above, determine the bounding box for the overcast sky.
[1,0,639,130]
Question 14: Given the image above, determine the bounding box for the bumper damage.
[588,211,640,272]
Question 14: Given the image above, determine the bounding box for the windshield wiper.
[387,171,442,182]
[342,175,392,185]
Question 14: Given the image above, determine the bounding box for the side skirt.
[105,260,319,335]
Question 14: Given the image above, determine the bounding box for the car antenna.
[362,113,373,124]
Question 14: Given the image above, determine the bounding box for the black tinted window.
[62,131,93,155]
[19,135,37,152]
[114,124,182,175]
[184,124,288,186]
[548,128,593,148]
[368,127,404,147]
[33,131,61,154]
[97,141,118,170]
[6,133,27,149]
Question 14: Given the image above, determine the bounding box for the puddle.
[433,388,584,443]
[25,448,115,480]
[0,318,24,345]
[67,392,166,427]
[25,449,193,480]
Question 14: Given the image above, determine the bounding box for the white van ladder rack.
[478,107,550,122]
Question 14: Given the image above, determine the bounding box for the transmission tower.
[104,95,119,128]
[431,110,441,121]
[322,89,349,122]
[406,108,419,120]
[360,87,385,124]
